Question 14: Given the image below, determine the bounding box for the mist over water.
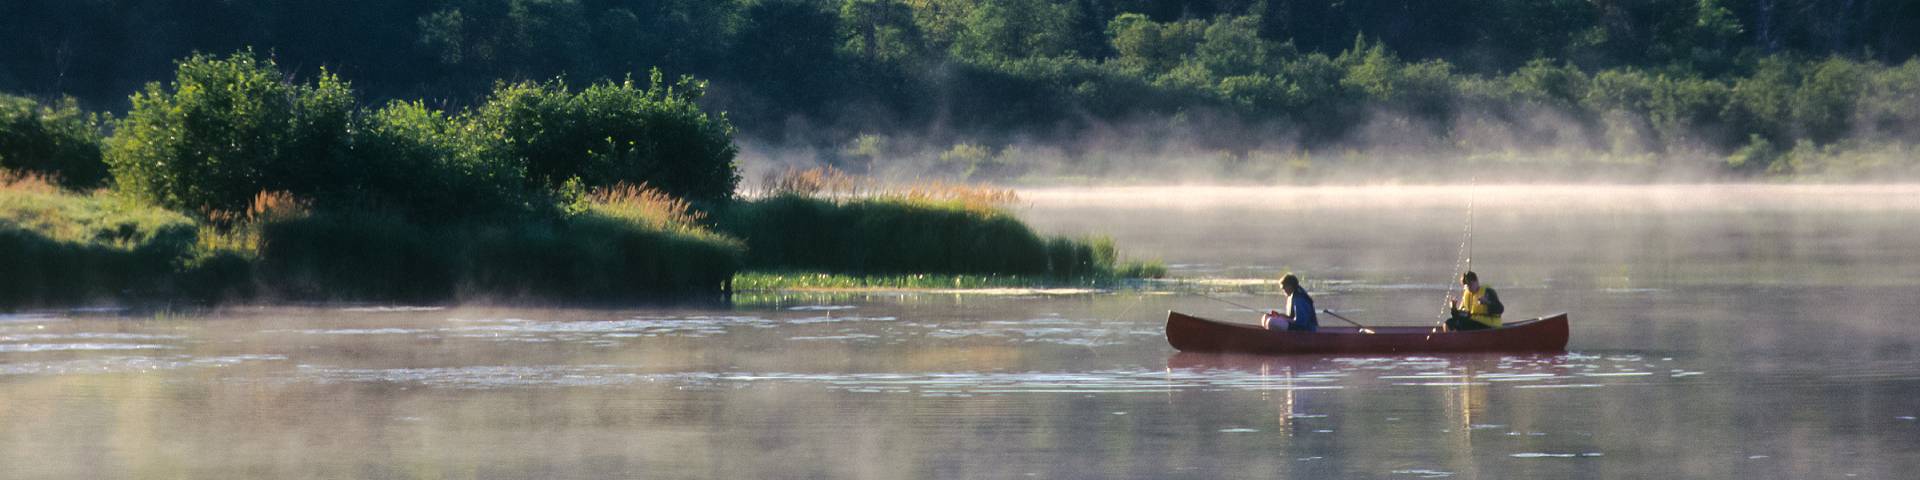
[4,185,1918,478]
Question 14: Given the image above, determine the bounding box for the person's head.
[1280,273,1300,295]
[1461,271,1480,293]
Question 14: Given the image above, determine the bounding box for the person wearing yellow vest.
[1445,271,1503,331]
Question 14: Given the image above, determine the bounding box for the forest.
[4,0,1917,180]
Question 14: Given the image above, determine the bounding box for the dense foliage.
[105,52,358,215]
[103,52,736,219]
[0,95,108,189]
[476,72,740,205]
[5,0,1918,178]
[1,51,756,307]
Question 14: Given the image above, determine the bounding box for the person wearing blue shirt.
[1262,273,1318,332]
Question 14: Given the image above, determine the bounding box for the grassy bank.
[0,174,745,308]
[0,173,205,305]
[249,210,742,303]
[3,172,1159,308]
[717,193,1163,280]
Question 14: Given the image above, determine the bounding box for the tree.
[729,0,847,118]
[952,0,1076,62]
[841,0,926,63]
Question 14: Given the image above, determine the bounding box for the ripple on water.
[1510,453,1604,458]
[0,343,175,353]
[447,315,777,338]
[274,328,428,336]
[0,313,67,324]
[285,366,1353,393]
[338,306,446,313]
[919,319,1158,347]
[788,315,896,324]
[0,354,285,376]
[274,350,1692,393]
[0,333,187,341]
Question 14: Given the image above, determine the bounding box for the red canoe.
[1165,311,1569,354]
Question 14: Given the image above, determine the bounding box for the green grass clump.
[0,175,201,306]
[719,194,1154,279]
[251,210,743,303]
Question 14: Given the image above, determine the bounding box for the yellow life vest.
[1460,287,1502,328]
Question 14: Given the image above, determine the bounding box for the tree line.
[4,0,1919,178]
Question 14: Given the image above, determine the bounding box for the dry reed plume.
[765,166,1019,210]
[583,182,706,229]
[0,168,61,194]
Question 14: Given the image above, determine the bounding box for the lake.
[3,185,1917,478]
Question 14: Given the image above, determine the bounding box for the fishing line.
[1442,177,1477,316]
[1194,291,1267,313]
[1089,282,1152,356]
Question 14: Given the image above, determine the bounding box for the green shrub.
[348,100,536,220]
[0,94,109,190]
[105,51,355,215]
[475,70,740,206]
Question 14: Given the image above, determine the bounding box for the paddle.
[1192,292,1375,334]
[1318,309,1377,334]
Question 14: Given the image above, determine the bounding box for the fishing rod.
[1318,309,1377,334]
[1191,291,1375,333]
[1437,177,1478,330]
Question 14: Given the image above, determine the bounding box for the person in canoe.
[1262,274,1319,332]
[1446,271,1503,331]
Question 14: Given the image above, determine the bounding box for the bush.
[105,51,355,215]
[475,70,740,206]
[348,100,535,221]
[0,94,109,189]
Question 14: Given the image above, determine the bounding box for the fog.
[733,77,1920,188]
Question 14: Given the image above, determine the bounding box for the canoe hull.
[1165,311,1569,354]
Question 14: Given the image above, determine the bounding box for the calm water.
[4,185,1919,479]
